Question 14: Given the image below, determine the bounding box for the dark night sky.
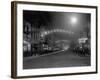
[23,10,91,34]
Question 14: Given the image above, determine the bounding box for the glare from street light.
[71,16,77,24]
[44,31,47,35]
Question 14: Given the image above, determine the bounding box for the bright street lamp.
[71,16,78,24]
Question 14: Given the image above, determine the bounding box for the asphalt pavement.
[23,50,90,69]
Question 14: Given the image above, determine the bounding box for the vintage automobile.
[31,42,62,56]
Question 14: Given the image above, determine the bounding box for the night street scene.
[23,10,91,69]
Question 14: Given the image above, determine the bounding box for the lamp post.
[70,16,78,26]
[69,16,78,47]
[69,16,78,35]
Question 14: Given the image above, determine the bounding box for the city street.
[23,50,90,69]
[23,10,91,70]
